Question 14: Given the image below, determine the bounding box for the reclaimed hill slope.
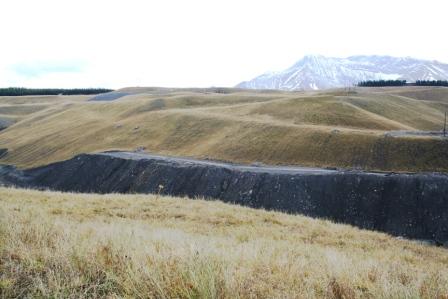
[0,87,448,172]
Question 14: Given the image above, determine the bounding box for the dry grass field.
[0,87,448,171]
[0,95,90,131]
[1,187,448,298]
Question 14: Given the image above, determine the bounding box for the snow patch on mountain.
[237,55,448,90]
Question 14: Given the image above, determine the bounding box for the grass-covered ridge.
[1,86,448,172]
[0,187,447,298]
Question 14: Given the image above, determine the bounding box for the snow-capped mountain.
[236,55,448,90]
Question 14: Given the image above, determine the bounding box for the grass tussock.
[1,187,448,298]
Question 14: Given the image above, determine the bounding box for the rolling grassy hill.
[1,187,447,298]
[0,95,90,131]
[0,87,447,172]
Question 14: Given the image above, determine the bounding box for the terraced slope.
[0,87,447,172]
[3,151,447,242]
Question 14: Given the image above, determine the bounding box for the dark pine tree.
[0,88,113,96]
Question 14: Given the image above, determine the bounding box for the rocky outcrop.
[2,152,448,243]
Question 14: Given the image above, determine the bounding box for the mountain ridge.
[237,55,448,90]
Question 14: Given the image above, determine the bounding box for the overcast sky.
[1,0,447,88]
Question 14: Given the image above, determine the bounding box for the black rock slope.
[2,152,448,243]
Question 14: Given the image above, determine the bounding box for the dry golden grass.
[0,87,448,172]
[0,95,90,129]
[1,187,448,298]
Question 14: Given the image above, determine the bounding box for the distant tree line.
[0,87,113,96]
[358,79,448,87]
[357,80,407,87]
[415,80,448,87]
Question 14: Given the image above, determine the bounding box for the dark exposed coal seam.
[1,151,448,246]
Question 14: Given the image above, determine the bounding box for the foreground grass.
[1,187,448,298]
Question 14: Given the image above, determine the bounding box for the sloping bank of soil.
[1,151,448,244]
